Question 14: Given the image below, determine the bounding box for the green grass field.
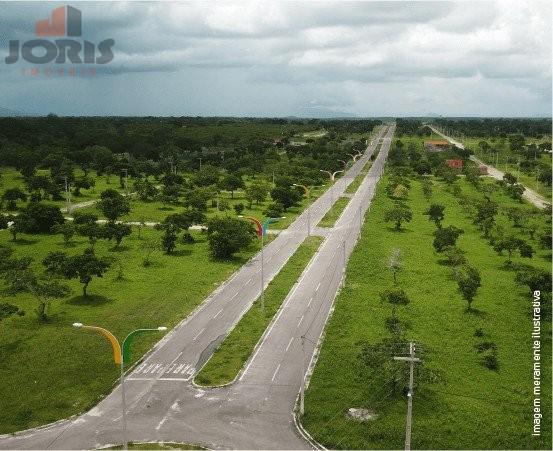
[317,197,350,228]
[302,173,551,449]
[0,228,261,433]
[195,236,323,386]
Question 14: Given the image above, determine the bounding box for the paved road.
[427,124,549,209]
[0,125,394,450]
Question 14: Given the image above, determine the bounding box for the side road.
[427,124,549,209]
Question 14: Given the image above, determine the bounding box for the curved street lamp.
[72,323,167,450]
[239,216,284,312]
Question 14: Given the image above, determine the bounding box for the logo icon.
[35,5,82,37]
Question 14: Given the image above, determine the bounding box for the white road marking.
[213,308,223,319]
[180,364,191,374]
[155,416,168,431]
[230,292,238,301]
[271,364,281,382]
[192,328,205,341]
[307,296,313,307]
[127,377,191,381]
[245,278,252,286]
[285,337,294,352]
[297,315,304,327]
[315,282,321,291]
[169,351,183,365]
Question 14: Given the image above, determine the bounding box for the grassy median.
[345,162,372,195]
[195,236,323,386]
[317,197,350,228]
[303,174,551,449]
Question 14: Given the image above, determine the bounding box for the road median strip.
[194,236,323,386]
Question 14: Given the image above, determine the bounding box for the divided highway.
[0,125,395,450]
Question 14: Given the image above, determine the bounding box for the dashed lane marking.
[192,328,205,341]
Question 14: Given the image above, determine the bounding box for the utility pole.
[122,169,128,195]
[393,342,421,451]
[63,176,71,213]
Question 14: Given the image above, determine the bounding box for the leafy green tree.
[422,178,432,200]
[474,199,498,238]
[387,248,403,285]
[22,202,64,233]
[425,203,445,228]
[245,181,270,208]
[53,222,76,246]
[206,217,256,259]
[97,189,130,222]
[503,172,518,185]
[264,201,284,218]
[270,186,302,210]
[433,226,464,252]
[219,174,244,198]
[454,265,481,310]
[103,222,132,248]
[384,202,412,231]
[233,203,245,215]
[73,177,94,196]
[506,207,525,228]
[3,268,69,322]
[183,187,213,211]
[7,214,31,241]
[43,248,111,297]
[442,246,467,266]
[2,188,27,210]
[493,235,534,263]
[134,178,158,201]
[0,302,25,322]
[505,183,524,202]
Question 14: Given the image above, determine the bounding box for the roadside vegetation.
[302,125,551,449]
[317,197,350,228]
[195,236,323,386]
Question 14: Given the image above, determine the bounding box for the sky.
[0,0,551,117]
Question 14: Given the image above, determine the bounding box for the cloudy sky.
[0,0,551,117]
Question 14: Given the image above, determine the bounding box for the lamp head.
[72,322,83,328]
[158,326,168,331]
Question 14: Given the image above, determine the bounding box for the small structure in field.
[446,159,463,170]
[425,140,450,152]
[479,165,489,175]
[347,407,377,422]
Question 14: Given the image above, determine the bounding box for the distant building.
[446,159,463,170]
[425,140,450,152]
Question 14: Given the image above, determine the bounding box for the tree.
[244,181,270,208]
[8,214,31,241]
[141,237,160,267]
[3,268,69,322]
[53,222,76,246]
[384,203,412,231]
[134,178,158,201]
[515,266,551,295]
[233,203,245,215]
[422,178,432,200]
[443,246,467,266]
[392,184,409,200]
[183,187,212,212]
[425,203,445,228]
[506,207,525,228]
[503,172,518,185]
[219,174,244,198]
[474,199,498,238]
[493,236,534,263]
[380,289,410,336]
[43,248,111,297]
[454,265,481,310]
[103,222,132,248]
[270,186,302,210]
[73,177,94,196]
[2,188,27,210]
[97,189,130,222]
[264,201,284,218]
[505,183,524,202]
[206,217,256,259]
[22,202,65,233]
[433,226,464,252]
[387,248,403,285]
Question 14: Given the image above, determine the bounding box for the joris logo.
[5,5,115,65]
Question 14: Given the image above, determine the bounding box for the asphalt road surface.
[0,125,395,450]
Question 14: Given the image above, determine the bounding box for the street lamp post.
[293,184,311,236]
[72,323,167,450]
[240,216,283,313]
